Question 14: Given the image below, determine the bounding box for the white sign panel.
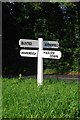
[44,41,59,48]
[19,39,59,48]
[41,50,61,59]
[19,39,38,48]
[20,49,38,57]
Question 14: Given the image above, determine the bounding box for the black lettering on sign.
[50,55,58,58]
[50,52,55,54]
[21,42,23,45]
[43,52,55,54]
[45,43,58,47]
[22,52,25,54]
[28,52,36,55]
[21,52,36,55]
[21,41,32,45]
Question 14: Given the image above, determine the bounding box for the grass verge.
[2,77,80,118]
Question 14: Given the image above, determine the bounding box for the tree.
[2,2,80,77]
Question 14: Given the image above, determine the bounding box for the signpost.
[19,34,62,86]
[19,39,59,49]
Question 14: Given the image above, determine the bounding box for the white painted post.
[37,37,43,86]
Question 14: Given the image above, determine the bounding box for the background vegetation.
[2,2,80,77]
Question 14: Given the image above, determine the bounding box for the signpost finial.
[39,32,44,38]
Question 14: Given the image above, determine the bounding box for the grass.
[0,77,2,119]
[2,77,80,118]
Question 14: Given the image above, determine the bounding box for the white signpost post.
[19,35,61,86]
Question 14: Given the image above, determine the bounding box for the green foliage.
[2,78,79,118]
[44,68,56,74]
[2,2,80,76]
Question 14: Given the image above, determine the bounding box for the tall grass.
[2,78,79,118]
